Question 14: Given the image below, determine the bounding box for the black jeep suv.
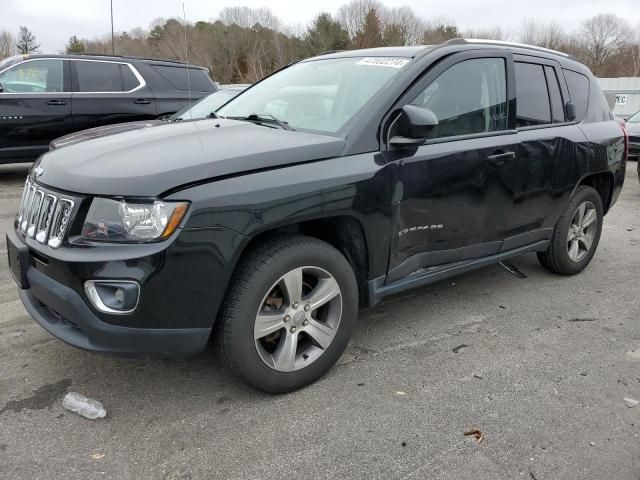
[6,40,626,393]
[0,53,215,163]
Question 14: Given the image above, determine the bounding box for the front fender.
[166,153,394,279]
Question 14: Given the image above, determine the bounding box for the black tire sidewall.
[222,237,358,393]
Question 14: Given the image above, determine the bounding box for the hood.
[36,119,345,196]
[50,120,165,150]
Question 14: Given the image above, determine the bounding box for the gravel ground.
[0,162,639,480]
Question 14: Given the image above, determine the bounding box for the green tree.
[353,8,384,49]
[65,35,85,54]
[423,23,460,44]
[16,26,40,54]
[305,13,351,54]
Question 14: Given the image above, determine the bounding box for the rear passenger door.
[500,55,589,251]
[70,59,157,132]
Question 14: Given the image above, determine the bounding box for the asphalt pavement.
[1,162,639,480]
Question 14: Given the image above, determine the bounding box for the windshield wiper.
[230,113,294,131]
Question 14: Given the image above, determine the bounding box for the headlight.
[81,198,189,242]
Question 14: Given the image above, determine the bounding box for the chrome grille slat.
[16,178,31,225]
[35,194,57,244]
[16,179,75,249]
[47,199,74,249]
[27,190,44,237]
[21,184,36,231]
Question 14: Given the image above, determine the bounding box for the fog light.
[84,280,140,314]
[114,288,124,304]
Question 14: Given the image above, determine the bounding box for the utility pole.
[110,0,115,55]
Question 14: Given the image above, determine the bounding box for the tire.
[537,185,603,275]
[217,235,358,393]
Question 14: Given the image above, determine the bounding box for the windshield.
[171,90,241,121]
[628,111,640,123]
[217,57,411,134]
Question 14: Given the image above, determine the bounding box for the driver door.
[383,51,518,282]
[0,58,72,162]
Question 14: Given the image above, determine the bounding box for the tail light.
[619,119,629,161]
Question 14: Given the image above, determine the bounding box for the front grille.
[16,178,75,249]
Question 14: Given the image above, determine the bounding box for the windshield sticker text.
[356,57,410,69]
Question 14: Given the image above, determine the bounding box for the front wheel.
[537,185,603,275]
[217,235,358,393]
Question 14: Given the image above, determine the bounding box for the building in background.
[597,77,640,119]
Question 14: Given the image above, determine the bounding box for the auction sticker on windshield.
[355,57,410,68]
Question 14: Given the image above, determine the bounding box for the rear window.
[151,65,213,92]
[75,61,122,92]
[74,61,142,92]
[515,62,551,127]
[122,65,140,91]
[563,69,589,121]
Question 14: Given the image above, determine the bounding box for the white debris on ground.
[62,392,107,419]
[623,397,639,408]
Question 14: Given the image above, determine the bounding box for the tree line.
[1,1,639,83]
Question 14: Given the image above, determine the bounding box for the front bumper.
[21,267,211,356]
[7,224,245,357]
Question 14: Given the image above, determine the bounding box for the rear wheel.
[218,235,358,393]
[537,185,603,275]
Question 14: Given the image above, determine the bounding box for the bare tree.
[520,19,566,50]
[578,14,630,75]
[463,26,507,41]
[219,7,282,31]
[336,0,385,39]
[61,5,640,85]
[383,6,425,45]
[0,30,15,58]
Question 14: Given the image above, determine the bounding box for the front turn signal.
[161,203,189,239]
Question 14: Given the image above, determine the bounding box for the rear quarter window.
[562,69,589,121]
[151,65,214,92]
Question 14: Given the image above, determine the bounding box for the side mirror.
[0,82,4,93]
[565,101,576,122]
[390,105,438,147]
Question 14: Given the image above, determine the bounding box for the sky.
[1,0,640,53]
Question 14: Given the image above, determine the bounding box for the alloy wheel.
[567,200,597,263]
[253,266,342,372]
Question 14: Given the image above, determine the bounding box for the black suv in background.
[7,40,626,393]
[48,85,247,150]
[0,54,216,163]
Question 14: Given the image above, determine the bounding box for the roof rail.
[443,38,570,58]
[69,52,190,65]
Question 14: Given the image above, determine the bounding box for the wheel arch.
[233,215,372,309]
[576,171,615,213]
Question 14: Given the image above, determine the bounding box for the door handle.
[46,99,67,106]
[134,99,151,105]
[487,151,516,165]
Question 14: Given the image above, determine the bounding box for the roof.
[307,39,576,64]
[597,77,640,93]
